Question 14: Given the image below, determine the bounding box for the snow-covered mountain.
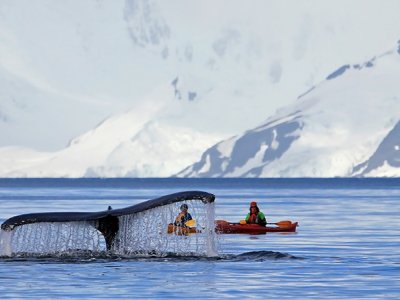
[0,86,221,177]
[3,41,399,178]
[1,0,400,151]
[0,119,220,178]
[177,42,400,177]
[2,1,400,177]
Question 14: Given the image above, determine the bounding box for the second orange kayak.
[215,220,298,234]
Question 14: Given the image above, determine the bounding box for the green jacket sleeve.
[258,212,266,226]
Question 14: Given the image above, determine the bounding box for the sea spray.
[1,200,218,257]
[8,221,103,255]
[0,229,12,257]
[205,202,218,257]
[114,200,218,256]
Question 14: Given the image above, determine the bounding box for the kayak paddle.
[219,220,294,228]
[269,220,293,227]
[185,219,196,227]
[238,220,293,227]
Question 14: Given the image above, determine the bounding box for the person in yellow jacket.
[244,201,266,226]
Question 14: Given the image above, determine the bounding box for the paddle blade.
[275,220,293,228]
[185,219,196,227]
[239,220,247,225]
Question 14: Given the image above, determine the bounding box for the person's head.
[180,203,188,212]
[249,201,259,213]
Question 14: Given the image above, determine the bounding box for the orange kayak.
[215,220,298,234]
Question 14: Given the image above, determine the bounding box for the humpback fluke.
[1,191,215,251]
[96,214,119,250]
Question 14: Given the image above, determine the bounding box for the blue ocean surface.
[0,178,399,299]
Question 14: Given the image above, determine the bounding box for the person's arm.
[258,212,267,226]
[174,212,184,225]
[175,212,184,222]
[178,213,192,227]
[245,213,250,222]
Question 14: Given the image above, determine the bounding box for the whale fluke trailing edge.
[1,191,215,250]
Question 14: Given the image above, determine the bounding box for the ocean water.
[0,178,399,299]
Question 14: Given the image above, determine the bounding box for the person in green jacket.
[245,201,267,226]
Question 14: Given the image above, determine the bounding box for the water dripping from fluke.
[0,191,218,258]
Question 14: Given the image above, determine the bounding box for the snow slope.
[177,43,400,177]
[0,86,221,177]
[1,43,399,178]
[1,0,400,151]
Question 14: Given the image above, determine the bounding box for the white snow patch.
[366,161,400,177]
[198,154,212,175]
[228,143,269,177]
[270,129,279,150]
[216,136,237,158]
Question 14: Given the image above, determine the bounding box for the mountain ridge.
[177,44,400,178]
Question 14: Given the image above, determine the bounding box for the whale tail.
[1,191,215,252]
